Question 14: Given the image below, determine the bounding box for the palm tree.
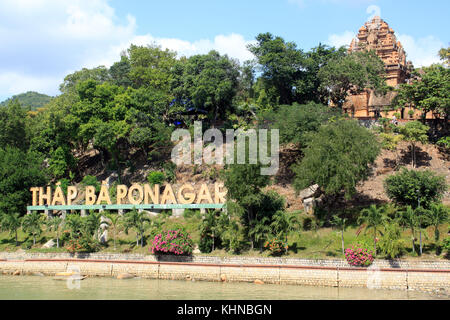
[398,206,419,254]
[46,216,63,248]
[106,212,121,250]
[123,208,150,247]
[426,203,449,243]
[66,214,83,239]
[22,211,44,246]
[249,217,271,252]
[358,205,386,255]
[331,215,348,255]
[1,213,21,246]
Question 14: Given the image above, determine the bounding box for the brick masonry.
[0,253,449,293]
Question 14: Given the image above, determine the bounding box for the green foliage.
[123,208,151,247]
[358,205,387,255]
[49,146,76,179]
[0,100,29,150]
[46,216,63,248]
[425,203,449,242]
[378,221,404,259]
[437,136,450,153]
[248,33,305,105]
[395,64,450,119]
[260,102,339,146]
[22,211,44,245]
[292,119,380,199]
[384,168,447,209]
[0,91,52,111]
[147,171,166,186]
[81,175,101,193]
[0,213,21,245]
[318,50,387,108]
[0,147,48,215]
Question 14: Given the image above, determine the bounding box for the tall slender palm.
[331,215,348,255]
[47,216,63,248]
[426,203,449,243]
[398,206,419,254]
[358,205,386,255]
[249,217,271,252]
[123,208,150,247]
[106,212,121,250]
[22,211,44,246]
[1,213,21,246]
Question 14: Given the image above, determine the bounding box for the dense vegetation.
[0,35,448,261]
[0,91,53,111]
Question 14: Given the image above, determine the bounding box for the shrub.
[147,171,166,186]
[66,237,99,253]
[345,244,374,267]
[81,175,101,193]
[150,229,194,255]
[443,237,450,254]
[264,238,288,256]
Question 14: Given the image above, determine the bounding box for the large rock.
[117,273,135,280]
[303,197,316,214]
[298,184,319,200]
[42,239,56,249]
[100,216,111,230]
[99,230,108,244]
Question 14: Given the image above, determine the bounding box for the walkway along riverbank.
[0,253,449,294]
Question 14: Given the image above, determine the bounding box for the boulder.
[254,279,264,285]
[303,197,316,214]
[99,230,108,244]
[298,184,319,200]
[13,270,21,276]
[117,273,135,280]
[193,245,201,254]
[220,274,227,282]
[100,216,111,230]
[42,239,56,249]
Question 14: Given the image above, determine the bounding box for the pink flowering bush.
[150,229,194,256]
[345,244,374,267]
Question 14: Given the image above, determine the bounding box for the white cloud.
[0,0,253,100]
[397,34,445,68]
[327,31,355,48]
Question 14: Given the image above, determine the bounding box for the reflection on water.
[0,275,444,300]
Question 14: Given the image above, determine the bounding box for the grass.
[0,213,448,261]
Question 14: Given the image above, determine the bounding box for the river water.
[0,275,446,300]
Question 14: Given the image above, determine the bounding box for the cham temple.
[343,16,435,120]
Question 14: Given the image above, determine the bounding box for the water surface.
[0,275,444,300]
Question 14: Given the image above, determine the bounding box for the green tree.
[378,220,404,259]
[358,205,386,255]
[22,211,44,246]
[248,33,305,105]
[425,203,449,243]
[395,64,450,121]
[106,212,121,251]
[173,50,240,123]
[398,206,419,254]
[47,216,63,248]
[0,147,48,215]
[384,168,447,210]
[318,50,387,109]
[398,121,429,168]
[260,102,339,147]
[123,208,150,247]
[292,119,380,199]
[0,100,28,150]
[0,213,21,246]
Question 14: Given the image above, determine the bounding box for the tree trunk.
[212,231,215,252]
[419,229,423,255]
[374,228,377,256]
[114,229,116,251]
[341,230,345,255]
[15,231,18,247]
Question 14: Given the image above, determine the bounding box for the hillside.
[0,91,53,110]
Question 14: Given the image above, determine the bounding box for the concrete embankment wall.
[0,253,449,292]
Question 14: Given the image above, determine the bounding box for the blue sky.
[0,0,448,101]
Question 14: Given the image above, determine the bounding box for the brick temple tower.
[343,16,428,120]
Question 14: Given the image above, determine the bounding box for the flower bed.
[345,244,374,267]
[150,229,194,256]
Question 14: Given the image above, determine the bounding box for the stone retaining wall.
[0,253,449,293]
